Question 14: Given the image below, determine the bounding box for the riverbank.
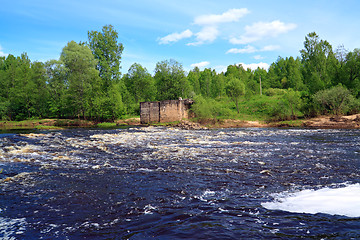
[1,114,360,131]
[171,114,360,129]
[168,113,360,129]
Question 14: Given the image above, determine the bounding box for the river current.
[0,127,359,239]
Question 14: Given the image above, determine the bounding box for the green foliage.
[237,95,281,120]
[154,59,190,100]
[187,67,201,96]
[225,77,245,113]
[61,40,101,119]
[1,30,360,123]
[270,89,303,121]
[300,32,335,93]
[190,96,229,120]
[88,24,124,90]
[343,48,360,97]
[123,63,156,103]
[45,59,68,118]
[264,88,287,96]
[313,84,358,115]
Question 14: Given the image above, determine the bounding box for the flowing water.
[0,127,359,239]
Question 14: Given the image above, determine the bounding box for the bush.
[269,89,303,121]
[191,96,228,120]
[313,84,358,115]
[264,88,287,96]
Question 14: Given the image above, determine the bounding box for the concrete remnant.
[140,99,193,124]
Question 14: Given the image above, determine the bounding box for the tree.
[267,56,304,90]
[187,67,201,96]
[5,53,33,120]
[60,41,101,119]
[199,68,215,97]
[282,89,302,119]
[88,25,124,91]
[28,61,49,118]
[225,77,245,113]
[124,63,156,103]
[300,32,335,93]
[154,59,190,100]
[45,59,69,118]
[344,49,360,97]
[211,73,226,98]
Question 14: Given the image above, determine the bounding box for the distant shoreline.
[1,114,360,131]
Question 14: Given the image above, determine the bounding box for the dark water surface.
[0,127,359,239]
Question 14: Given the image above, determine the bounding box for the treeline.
[0,27,359,121]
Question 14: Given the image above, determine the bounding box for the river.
[0,127,359,239]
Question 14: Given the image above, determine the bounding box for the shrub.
[313,84,358,115]
[264,88,287,96]
[191,96,227,120]
[269,89,303,121]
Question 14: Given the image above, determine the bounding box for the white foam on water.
[262,183,360,217]
[0,217,27,239]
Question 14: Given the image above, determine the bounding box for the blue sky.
[1,0,360,74]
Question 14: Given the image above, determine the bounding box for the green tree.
[124,63,156,103]
[286,57,304,90]
[4,53,33,120]
[267,56,304,90]
[282,89,302,119]
[154,59,190,100]
[88,25,124,90]
[92,82,125,121]
[253,67,267,94]
[28,61,49,118]
[300,32,335,93]
[198,68,215,97]
[225,64,252,98]
[225,77,245,113]
[60,41,101,119]
[45,59,69,118]
[344,49,360,97]
[187,67,201,96]
[225,64,248,79]
[0,56,11,119]
[211,73,226,98]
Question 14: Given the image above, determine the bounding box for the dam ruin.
[140,99,194,124]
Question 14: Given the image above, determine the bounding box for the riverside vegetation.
[0,26,359,127]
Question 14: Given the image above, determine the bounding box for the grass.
[96,122,117,128]
[35,125,64,130]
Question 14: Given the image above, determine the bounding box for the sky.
[1,0,360,74]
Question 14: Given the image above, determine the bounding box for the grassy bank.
[0,117,144,131]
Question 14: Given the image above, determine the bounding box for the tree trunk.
[235,98,240,114]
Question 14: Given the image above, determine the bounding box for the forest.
[0,25,359,122]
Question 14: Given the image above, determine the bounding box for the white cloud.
[226,45,257,54]
[226,45,280,54]
[237,62,270,70]
[159,8,249,46]
[194,8,250,25]
[0,45,8,57]
[230,20,297,44]
[158,29,193,44]
[253,55,265,60]
[187,26,219,46]
[190,61,210,69]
